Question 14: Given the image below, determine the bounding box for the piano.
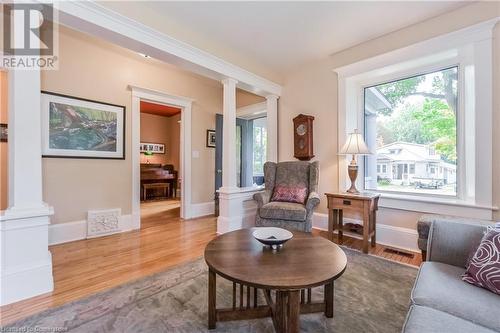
[140,163,178,200]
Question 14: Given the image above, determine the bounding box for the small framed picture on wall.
[140,142,165,154]
[206,130,216,148]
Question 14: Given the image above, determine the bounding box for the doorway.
[139,100,182,220]
[130,86,193,228]
[214,113,267,214]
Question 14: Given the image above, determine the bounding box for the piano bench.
[143,183,170,201]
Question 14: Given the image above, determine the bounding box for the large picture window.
[364,67,458,196]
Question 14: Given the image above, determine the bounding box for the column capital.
[265,94,279,100]
[221,78,238,86]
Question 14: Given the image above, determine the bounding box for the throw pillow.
[271,185,308,204]
[462,228,500,295]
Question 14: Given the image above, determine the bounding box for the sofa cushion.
[259,202,307,222]
[463,229,500,295]
[403,305,496,333]
[411,262,500,331]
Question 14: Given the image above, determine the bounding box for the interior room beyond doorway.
[140,101,181,218]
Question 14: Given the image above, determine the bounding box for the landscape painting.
[41,92,125,159]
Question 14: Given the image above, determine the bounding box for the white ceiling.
[100,1,467,82]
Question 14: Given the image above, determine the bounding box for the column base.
[0,208,54,306]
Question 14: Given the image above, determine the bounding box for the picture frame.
[0,123,7,142]
[41,91,126,159]
[206,129,216,148]
[140,142,165,154]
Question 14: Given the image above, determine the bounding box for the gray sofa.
[402,216,500,333]
[253,161,320,232]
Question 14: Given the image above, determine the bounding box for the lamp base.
[346,163,359,194]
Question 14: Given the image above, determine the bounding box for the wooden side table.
[325,192,380,253]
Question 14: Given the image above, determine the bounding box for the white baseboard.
[188,201,215,218]
[49,214,134,245]
[313,213,419,252]
[49,220,87,245]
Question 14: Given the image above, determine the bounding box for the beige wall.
[139,113,180,168]
[279,2,500,230]
[237,89,265,108]
[0,71,7,210]
[42,26,260,224]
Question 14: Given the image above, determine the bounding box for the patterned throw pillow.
[271,185,308,204]
[462,229,500,295]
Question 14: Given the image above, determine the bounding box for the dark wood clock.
[293,114,315,161]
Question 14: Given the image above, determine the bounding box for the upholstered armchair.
[253,161,320,232]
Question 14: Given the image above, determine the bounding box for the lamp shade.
[339,129,371,155]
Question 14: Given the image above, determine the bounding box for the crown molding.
[333,17,500,78]
[55,1,282,96]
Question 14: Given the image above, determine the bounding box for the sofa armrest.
[427,218,489,267]
[305,191,320,212]
[253,190,271,208]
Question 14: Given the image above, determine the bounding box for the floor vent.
[383,247,415,258]
[87,208,121,238]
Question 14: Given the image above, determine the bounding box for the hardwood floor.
[0,201,422,325]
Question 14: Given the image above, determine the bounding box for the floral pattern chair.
[253,161,320,232]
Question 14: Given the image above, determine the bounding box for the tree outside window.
[364,67,458,196]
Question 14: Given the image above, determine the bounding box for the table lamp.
[144,150,154,164]
[339,129,371,193]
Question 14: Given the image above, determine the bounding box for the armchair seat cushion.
[260,202,307,222]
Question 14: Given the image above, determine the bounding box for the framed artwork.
[140,142,165,154]
[206,130,216,148]
[41,91,125,159]
[0,123,7,142]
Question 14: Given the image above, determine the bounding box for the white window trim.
[335,18,499,219]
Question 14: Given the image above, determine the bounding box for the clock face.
[296,123,307,136]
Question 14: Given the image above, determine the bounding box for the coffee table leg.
[324,281,334,318]
[208,268,216,329]
[275,291,287,332]
[287,290,300,333]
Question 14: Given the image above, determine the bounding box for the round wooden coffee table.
[204,228,347,333]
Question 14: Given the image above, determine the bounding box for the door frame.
[130,85,194,226]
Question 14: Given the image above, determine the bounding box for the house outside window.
[364,67,458,196]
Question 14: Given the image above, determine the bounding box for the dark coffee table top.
[204,228,347,290]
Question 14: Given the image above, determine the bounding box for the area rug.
[5,248,417,333]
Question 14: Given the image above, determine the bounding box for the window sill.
[374,191,498,220]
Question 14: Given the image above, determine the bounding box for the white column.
[0,14,53,305]
[266,94,278,162]
[221,78,238,190]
